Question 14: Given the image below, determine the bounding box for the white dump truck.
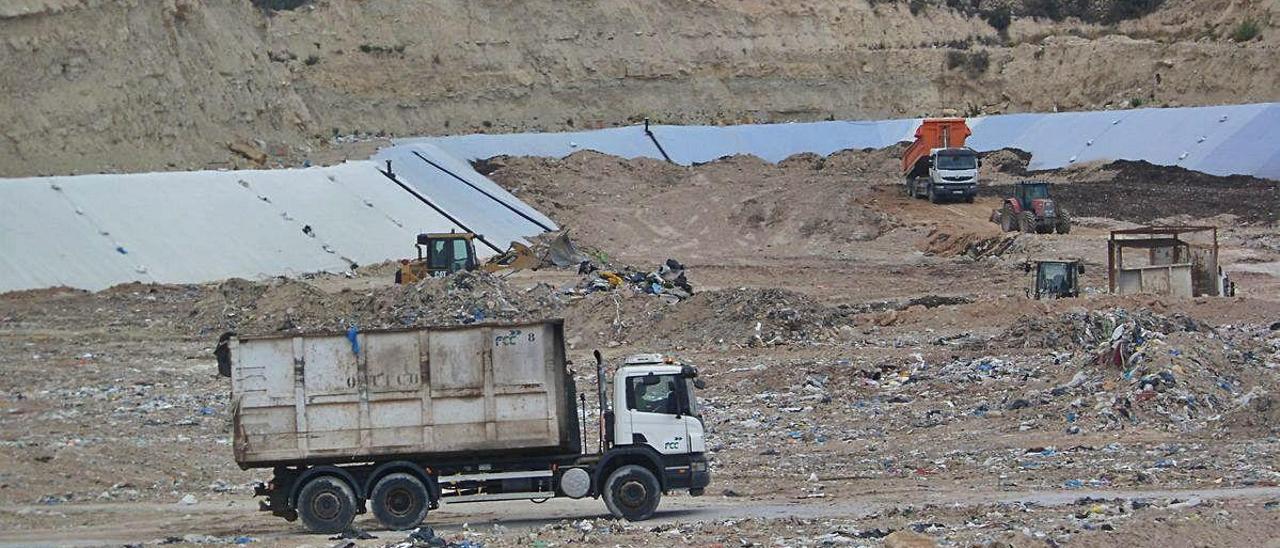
[227,319,709,533]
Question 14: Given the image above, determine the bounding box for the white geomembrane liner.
[0,159,550,292]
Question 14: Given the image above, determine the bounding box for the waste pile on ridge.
[190,259,702,337]
[576,258,695,302]
[190,273,568,335]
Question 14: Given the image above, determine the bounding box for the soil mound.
[485,150,895,263]
[982,160,1280,225]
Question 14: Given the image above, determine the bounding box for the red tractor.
[992,180,1071,234]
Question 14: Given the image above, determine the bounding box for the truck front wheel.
[370,473,430,530]
[603,465,661,521]
[296,476,357,534]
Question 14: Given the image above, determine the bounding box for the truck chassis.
[256,447,709,533]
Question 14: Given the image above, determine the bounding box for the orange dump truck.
[901,118,980,203]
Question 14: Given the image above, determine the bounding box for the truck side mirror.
[693,379,707,390]
[1023,262,1032,273]
[978,158,983,168]
[1078,264,1086,274]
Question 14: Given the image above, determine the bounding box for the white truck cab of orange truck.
[229,320,709,534]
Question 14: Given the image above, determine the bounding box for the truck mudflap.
[661,453,710,493]
[254,475,298,521]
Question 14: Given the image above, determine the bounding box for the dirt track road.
[4,486,1280,547]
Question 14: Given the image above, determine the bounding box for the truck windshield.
[626,375,680,415]
[935,153,977,170]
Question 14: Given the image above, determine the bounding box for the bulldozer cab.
[1026,259,1083,299]
[1015,181,1051,210]
[419,232,478,273]
[396,232,479,284]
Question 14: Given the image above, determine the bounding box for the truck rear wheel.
[370,473,430,530]
[296,476,357,534]
[603,465,661,521]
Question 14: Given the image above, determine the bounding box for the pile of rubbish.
[354,271,566,327]
[379,526,483,548]
[995,307,1207,350]
[988,308,1268,432]
[575,258,695,302]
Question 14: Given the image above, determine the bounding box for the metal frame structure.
[1107,226,1219,297]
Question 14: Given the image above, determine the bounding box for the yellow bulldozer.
[394,230,582,284]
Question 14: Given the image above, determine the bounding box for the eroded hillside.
[0,0,1275,176]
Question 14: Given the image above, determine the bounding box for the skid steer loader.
[1025,259,1084,299]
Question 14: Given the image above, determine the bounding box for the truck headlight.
[691,461,708,473]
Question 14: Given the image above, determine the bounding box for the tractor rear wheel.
[1056,211,1072,234]
[1019,212,1036,233]
[1000,207,1015,232]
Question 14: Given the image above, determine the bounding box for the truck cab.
[924,147,979,202]
[613,354,705,453]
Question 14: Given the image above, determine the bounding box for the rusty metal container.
[230,320,577,468]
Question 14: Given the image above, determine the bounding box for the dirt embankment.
[481,150,901,263]
[981,160,1280,224]
[1,0,1277,176]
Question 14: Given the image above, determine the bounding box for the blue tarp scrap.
[346,326,360,356]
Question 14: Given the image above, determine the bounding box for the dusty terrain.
[3,148,1280,546]
[1,0,1277,176]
